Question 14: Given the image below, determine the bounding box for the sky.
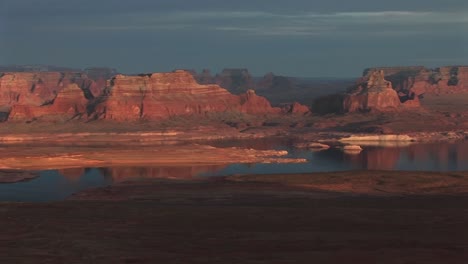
[0,0,467,77]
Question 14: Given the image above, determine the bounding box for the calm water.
[0,141,467,202]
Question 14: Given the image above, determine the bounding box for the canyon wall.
[363,66,468,96]
[102,70,280,121]
[313,70,411,114]
[0,70,111,122]
[313,65,468,114]
[0,70,283,122]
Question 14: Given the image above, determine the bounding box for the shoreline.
[0,128,466,145]
[0,144,306,170]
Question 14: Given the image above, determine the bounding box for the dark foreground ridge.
[1,170,468,263]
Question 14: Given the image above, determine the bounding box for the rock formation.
[343,70,401,112]
[280,102,310,114]
[8,83,88,121]
[0,71,99,121]
[0,69,285,122]
[314,65,468,115]
[83,67,118,98]
[194,69,215,85]
[363,66,468,96]
[0,72,63,107]
[214,68,255,94]
[256,72,296,91]
[101,70,280,121]
[313,69,424,114]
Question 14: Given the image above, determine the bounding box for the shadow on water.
[0,141,467,202]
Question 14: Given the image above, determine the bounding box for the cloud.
[23,9,468,38]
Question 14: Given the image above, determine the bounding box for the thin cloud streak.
[29,9,468,37]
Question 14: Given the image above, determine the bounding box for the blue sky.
[1,0,467,77]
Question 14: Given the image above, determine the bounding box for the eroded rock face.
[0,70,281,122]
[9,84,88,121]
[102,70,279,121]
[313,69,419,114]
[343,70,401,112]
[0,72,62,107]
[239,89,281,114]
[363,66,468,96]
[0,72,92,121]
[280,102,310,114]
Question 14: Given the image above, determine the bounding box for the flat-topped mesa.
[103,70,279,121]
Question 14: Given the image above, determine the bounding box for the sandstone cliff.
[101,70,280,121]
[0,71,108,121]
[313,68,427,114]
[0,70,285,123]
[343,70,401,112]
[363,66,468,96]
[8,84,88,121]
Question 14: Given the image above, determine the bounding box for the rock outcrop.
[9,84,88,121]
[0,72,98,121]
[313,69,422,114]
[256,72,296,91]
[0,72,63,107]
[280,102,310,114]
[0,69,284,122]
[343,70,401,112]
[101,70,280,121]
[83,67,118,98]
[363,66,468,96]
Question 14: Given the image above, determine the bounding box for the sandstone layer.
[0,71,109,121]
[0,70,285,122]
[101,70,280,121]
[314,70,404,113]
[363,66,468,96]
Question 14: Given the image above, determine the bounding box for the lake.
[0,140,467,202]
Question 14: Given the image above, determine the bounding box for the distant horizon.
[1,0,467,78]
[2,63,468,79]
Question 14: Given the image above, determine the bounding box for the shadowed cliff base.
[1,170,467,264]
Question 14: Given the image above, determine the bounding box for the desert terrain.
[0,65,467,263]
[1,171,467,263]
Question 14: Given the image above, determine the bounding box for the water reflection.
[99,165,228,182]
[0,141,466,202]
